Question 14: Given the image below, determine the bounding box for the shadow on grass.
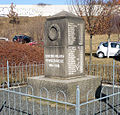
[85,53,97,57]
[113,56,120,61]
[0,101,31,115]
[95,85,120,115]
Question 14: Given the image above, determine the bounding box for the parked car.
[13,35,32,43]
[0,37,9,41]
[27,40,44,46]
[96,41,120,58]
[115,50,120,57]
[27,41,37,46]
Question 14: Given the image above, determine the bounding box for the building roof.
[52,11,77,17]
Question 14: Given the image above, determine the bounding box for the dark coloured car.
[114,50,120,61]
[115,50,120,56]
[13,35,32,43]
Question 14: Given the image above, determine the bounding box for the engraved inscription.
[45,55,64,68]
[68,22,77,45]
[68,46,83,75]
[79,24,84,45]
[68,22,84,46]
[68,47,76,75]
[79,47,84,73]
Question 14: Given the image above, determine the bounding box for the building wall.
[0,5,73,17]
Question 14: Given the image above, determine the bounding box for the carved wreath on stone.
[48,24,60,41]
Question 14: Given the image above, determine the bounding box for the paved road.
[0,84,120,115]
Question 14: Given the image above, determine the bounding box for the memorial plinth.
[28,75,100,103]
[28,11,100,103]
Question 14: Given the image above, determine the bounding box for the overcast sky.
[0,0,68,5]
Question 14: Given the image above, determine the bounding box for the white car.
[96,42,120,58]
[0,37,9,41]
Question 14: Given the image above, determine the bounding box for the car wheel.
[98,52,104,58]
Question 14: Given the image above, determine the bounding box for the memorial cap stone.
[49,11,78,19]
[44,11,85,78]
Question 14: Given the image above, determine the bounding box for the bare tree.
[94,1,120,57]
[7,3,19,27]
[26,16,45,42]
[111,15,120,41]
[70,0,118,62]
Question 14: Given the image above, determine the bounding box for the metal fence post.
[7,60,9,89]
[113,59,115,93]
[112,59,115,115]
[76,85,80,115]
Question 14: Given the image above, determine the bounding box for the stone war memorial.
[28,11,100,103]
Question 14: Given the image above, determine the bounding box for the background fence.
[0,60,120,88]
[0,61,44,88]
[85,61,120,85]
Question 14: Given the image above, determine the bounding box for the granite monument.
[28,11,100,103]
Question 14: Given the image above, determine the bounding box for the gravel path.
[0,84,120,115]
